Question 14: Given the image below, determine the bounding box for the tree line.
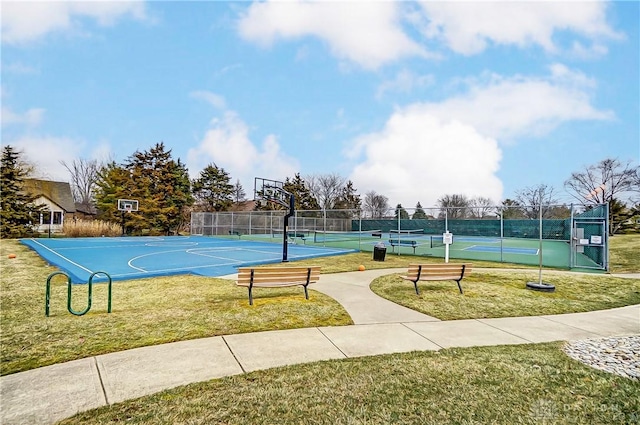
[1,143,638,237]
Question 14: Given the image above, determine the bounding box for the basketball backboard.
[117,199,139,212]
[254,177,291,208]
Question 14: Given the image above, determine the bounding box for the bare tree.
[469,196,496,218]
[515,184,559,219]
[363,190,389,218]
[61,158,102,208]
[437,194,471,218]
[305,173,347,210]
[564,158,639,205]
[499,199,527,219]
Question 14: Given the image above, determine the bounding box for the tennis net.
[389,229,425,236]
[314,230,382,243]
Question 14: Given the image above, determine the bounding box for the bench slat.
[236,266,321,305]
[402,263,471,295]
[236,276,320,286]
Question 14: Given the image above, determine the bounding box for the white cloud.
[1,62,39,74]
[187,111,299,192]
[415,65,613,141]
[418,1,621,55]
[1,1,148,44]
[376,69,434,99]
[1,107,45,128]
[7,135,86,181]
[236,1,621,68]
[348,112,503,208]
[190,90,227,110]
[237,1,427,69]
[347,63,612,207]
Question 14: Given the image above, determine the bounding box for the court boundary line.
[25,238,95,275]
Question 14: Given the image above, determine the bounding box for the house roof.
[23,179,76,213]
[230,200,256,212]
[75,202,97,215]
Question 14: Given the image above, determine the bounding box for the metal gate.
[571,217,608,271]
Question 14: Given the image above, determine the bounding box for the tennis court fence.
[191,204,609,270]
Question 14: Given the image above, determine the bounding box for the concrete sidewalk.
[2,270,639,425]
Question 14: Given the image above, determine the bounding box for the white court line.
[126,248,211,272]
[25,239,95,274]
[127,247,282,273]
[108,261,252,279]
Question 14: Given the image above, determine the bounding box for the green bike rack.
[45,271,112,317]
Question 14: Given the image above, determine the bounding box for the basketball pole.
[282,192,295,262]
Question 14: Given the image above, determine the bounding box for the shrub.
[63,219,121,237]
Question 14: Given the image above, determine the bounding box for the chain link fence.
[191,204,608,270]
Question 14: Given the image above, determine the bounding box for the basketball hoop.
[117,199,139,212]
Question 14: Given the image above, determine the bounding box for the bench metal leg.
[455,279,463,294]
[248,287,254,305]
[303,284,309,300]
[412,280,420,295]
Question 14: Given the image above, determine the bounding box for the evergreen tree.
[127,143,193,235]
[395,204,409,219]
[412,202,428,219]
[95,142,194,235]
[334,180,361,210]
[610,198,638,234]
[192,164,234,212]
[333,180,361,218]
[0,146,42,237]
[95,161,133,218]
[283,173,320,211]
[233,179,247,204]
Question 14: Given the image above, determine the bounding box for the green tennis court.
[297,230,603,270]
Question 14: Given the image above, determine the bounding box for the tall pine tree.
[394,204,409,219]
[0,146,42,237]
[192,164,234,212]
[126,143,193,235]
[95,161,136,225]
[94,143,193,235]
[412,202,428,219]
[332,180,362,219]
[283,173,320,211]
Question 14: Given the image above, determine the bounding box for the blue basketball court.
[21,236,356,283]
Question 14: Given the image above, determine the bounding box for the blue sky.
[2,1,638,208]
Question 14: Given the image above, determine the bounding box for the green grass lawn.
[2,235,639,424]
[59,342,640,425]
[1,236,639,376]
[609,234,640,273]
[0,239,352,376]
[370,269,640,320]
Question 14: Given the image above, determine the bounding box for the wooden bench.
[389,239,419,253]
[401,263,472,295]
[236,266,321,305]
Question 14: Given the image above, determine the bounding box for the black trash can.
[373,242,386,261]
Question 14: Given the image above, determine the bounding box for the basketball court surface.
[21,236,356,283]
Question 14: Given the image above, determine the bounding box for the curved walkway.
[2,269,639,425]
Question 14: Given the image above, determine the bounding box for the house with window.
[22,179,76,233]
